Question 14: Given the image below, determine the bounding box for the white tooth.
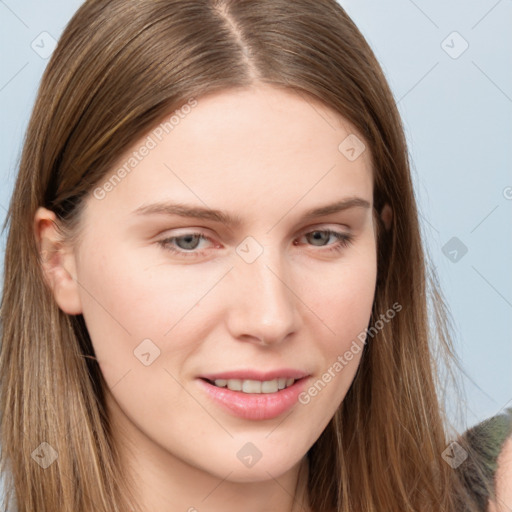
[261,379,279,393]
[227,379,242,391]
[222,378,295,393]
[242,380,262,393]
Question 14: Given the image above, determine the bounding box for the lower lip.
[197,378,308,421]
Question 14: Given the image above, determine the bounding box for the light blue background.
[0,0,511,442]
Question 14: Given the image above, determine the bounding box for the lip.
[200,369,309,381]
[197,374,310,421]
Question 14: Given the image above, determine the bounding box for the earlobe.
[34,207,83,315]
[380,203,393,231]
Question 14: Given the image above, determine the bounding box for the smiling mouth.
[204,377,297,394]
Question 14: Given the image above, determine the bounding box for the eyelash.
[156,229,354,259]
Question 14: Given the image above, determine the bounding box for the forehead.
[164,84,363,158]
[85,84,373,223]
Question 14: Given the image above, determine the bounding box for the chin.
[200,449,306,483]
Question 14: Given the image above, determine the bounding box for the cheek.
[308,240,377,346]
[75,240,219,385]
[300,239,377,403]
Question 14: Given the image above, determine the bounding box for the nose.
[225,245,302,346]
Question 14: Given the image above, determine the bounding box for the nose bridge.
[228,240,300,344]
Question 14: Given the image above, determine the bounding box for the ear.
[34,207,83,315]
[379,203,393,231]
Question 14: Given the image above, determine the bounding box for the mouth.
[197,371,310,421]
[202,377,297,394]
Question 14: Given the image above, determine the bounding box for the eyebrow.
[132,196,371,227]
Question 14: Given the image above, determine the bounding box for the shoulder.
[459,407,512,511]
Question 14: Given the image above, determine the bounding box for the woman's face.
[47,84,377,495]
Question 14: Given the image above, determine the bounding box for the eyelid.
[155,227,217,246]
[298,222,352,235]
[157,223,352,244]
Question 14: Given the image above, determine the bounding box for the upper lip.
[200,369,309,382]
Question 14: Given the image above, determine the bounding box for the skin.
[488,436,512,512]
[35,84,390,511]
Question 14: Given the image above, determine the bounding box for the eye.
[156,228,354,259]
[296,229,354,254]
[157,232,213,259]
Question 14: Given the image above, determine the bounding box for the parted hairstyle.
[0,0,483,511]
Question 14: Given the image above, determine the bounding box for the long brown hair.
[0,0,480,510]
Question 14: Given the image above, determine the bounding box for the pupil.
[309,231,328,246]
[178,235,200,250]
